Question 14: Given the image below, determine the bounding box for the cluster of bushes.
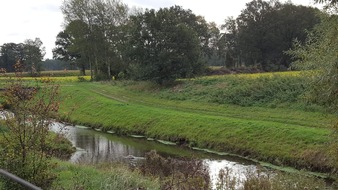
[140,150,210,189]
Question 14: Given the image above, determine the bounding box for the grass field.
[1,71,337,173]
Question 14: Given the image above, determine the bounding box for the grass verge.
[51,160,160,190]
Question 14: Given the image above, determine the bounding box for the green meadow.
[42,71,336,173]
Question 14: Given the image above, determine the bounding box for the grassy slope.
[59,74,336,172]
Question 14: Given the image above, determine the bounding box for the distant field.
[0,70,90,77]
[0,75,91,83]
[208,70,301,78]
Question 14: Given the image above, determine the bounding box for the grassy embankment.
[50,71,337,174]
[0,71,336,173]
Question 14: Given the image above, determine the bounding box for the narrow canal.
[51,122,259,187]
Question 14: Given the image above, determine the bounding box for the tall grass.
[157,72,320,111]
[51,160,160,190]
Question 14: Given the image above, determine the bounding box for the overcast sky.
[0,0,322,59]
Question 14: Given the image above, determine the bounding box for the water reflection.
[0,111,14,120]
[51,122,258,188]
[69,127,144,163]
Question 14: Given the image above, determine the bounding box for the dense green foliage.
[220,0,320,70]
[0,38,45,75]
[287,3,338,178]
[288,13,338,111]
[46,0,327,83]
[126,6,208,84]
[59,0,130,79]
[56,73,336,172]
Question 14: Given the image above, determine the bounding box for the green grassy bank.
[57,72,337,173]
[0,161,160,190]
[50,160,160,190]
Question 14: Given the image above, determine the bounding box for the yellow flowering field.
[0,76,91,83]
[201,71,301,80]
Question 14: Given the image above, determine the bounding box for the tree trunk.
[90,60,93,81]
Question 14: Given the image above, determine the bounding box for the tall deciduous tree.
[59,20,91,75]
[60,0,129,80]
[127,6,206,84]
[52,30,82,71]
[220,0,320,71]
[0,39,45,75]
[23,38,45,76]
[0,43,25,72]
[288,13,338,110]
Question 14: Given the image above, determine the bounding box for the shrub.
[140,150,210,189]
[0,61,62,189]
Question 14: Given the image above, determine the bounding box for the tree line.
[0,38,45,76]
[53,0,326,84]
[0,0,334,84]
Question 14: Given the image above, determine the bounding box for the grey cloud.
[31,3,60,13]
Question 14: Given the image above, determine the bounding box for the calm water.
[51,122,258,187]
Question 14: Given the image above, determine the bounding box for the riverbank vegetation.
[54,71,337,175]
[50,160,160,190]
[0,63,76,189]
